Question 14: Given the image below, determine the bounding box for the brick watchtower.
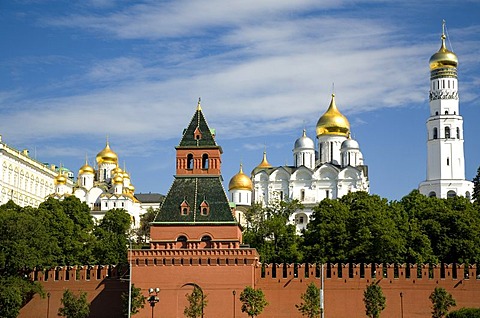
[150,98,243,248]
[130,100,259,318]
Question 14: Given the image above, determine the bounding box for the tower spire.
[197,97,202,111]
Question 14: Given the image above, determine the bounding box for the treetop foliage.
[245,190,480,264]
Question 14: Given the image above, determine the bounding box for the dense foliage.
[447,308,480,318]
[243,200,304,263]
[0,197,131,316]
[245,190,480,264]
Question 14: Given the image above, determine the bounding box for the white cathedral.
[418,22,473,199]
[229,93,369,232]
[229,22,475,232]
[50,141,143,226]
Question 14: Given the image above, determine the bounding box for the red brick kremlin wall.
[20,262,480,318]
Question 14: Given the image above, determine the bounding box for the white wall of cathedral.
[317,135,347,165]
[97,162,116,182]
[0,144,73,207]
[78,173,94,190]
[230,189,251,206]
[253,165,367,208]
[293,149,315,169]
[341,149,363,167]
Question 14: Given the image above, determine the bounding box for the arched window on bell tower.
[433,128,438,139]
[202,154,209,169]
[445,127,450,139]
[187,154,194,170]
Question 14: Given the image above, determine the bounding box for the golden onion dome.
[257,151,272,169]
[316,94,350,137]
[96,141,118,165]
[122,170,130,179]
[128,184,135,193]
[79,160,95,175]
[113,174,124,184]
[229,164,253,191]
[429,22,458,70]
[111,166,123,176]
[54,173,67,185]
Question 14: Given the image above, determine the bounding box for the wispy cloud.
[2,1,479,162]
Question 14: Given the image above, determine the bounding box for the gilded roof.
[316,94,350,137]
[229,164,253,191]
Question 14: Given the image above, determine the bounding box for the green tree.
[58,289,90,318]
[0,202,56,275]
[136,207,157,244]
[295,282,320,318]
[243,199,303,263]
[93,208,131,264]
[472,166,480,202]
[303,198,350,263]
[430,287,456,318]
[38,197,95,265]
[0,276,44,318]
[447,308,480,318]
[184,285,207,318]
[363,281,386,318]
[240,286,268,317]
[122,284,146,317]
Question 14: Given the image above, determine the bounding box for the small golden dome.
[54,173,67,185]
[429,29,458,70]
[79,160,95,175]
[229,164,253,191]
[128,184,135,193]
[113,174,124,184]
[257,151,272,169]
[96,141,118,165]
[112,166,123,176]
[316,94,350,137]
[123,171,130,179]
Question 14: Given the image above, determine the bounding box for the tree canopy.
[363,281,386,318]
[58,289,90,318]
[240,286,268,318]
[296,282,320,318]
[430,287,456,318]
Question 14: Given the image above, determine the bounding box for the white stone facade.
[0,136,74,207]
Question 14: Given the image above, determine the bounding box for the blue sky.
[1,1,479,201]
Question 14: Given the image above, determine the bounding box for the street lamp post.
[46,292,50,318]
[400,292,404,318]
[233,290,236,318]
[128,240,132,318]
[147,287,160,318]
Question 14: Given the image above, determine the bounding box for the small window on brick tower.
[180,200,190,215]
[200,200,210,216]
[194,127,202,140]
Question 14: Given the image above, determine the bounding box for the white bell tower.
[419,21,473,199]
